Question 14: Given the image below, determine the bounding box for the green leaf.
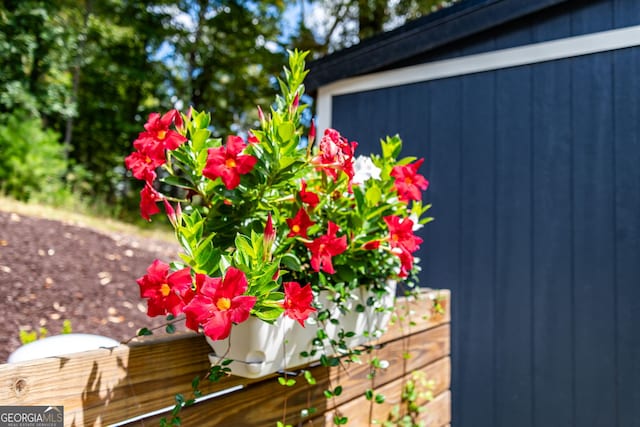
[281,253,302,271]
[234,234,255,258]
[304,370,316,385]
[254,307,284,322]
[365,389,374,400]
[191,128,211,152]
[193,110,210,129]
[137,327,153,336]
[365,184,382,207]
[277,121,295,141]
[333,415,349,425]
[381,135,402,160]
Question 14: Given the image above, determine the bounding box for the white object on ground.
[8,333,120,363]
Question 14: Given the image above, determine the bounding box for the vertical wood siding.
[329,4,640,423]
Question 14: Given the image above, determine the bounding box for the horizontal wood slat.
[0,289,450,426]
[324,388,451,427]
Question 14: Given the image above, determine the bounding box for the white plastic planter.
[207,281,396,378]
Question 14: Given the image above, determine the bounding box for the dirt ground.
[0,210,184,363]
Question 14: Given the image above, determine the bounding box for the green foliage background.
[0,0,453,220]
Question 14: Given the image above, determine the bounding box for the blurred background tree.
[0,0,457,220]
[293,0,460,56]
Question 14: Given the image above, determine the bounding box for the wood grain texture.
[324,386,451,427]
[0,291,450,426]
[142,326,450,426]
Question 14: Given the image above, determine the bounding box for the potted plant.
[126,50,431,379]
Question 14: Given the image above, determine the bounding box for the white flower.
[409,213,423,231]
[353,155,381,184]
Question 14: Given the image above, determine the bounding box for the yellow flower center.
[292,225,300,233]
[160,283,171,297]
[216,297,231,311]
[157,130,167,140]
[225,158,237,168]
[404,177,413,184]
[145,156,152,164]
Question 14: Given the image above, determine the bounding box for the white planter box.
[207,281,396,378]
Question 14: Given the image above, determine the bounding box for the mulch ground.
[0,210,184,363]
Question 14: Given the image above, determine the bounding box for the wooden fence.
[0,289,450,426]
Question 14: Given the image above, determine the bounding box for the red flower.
[247,130,259,144]
[299,180,320,207]
[384,215,423,276]
[124,151,162,183]
[305,221,347,274]
[203,135,258,190]
[126,110,186,183]
[137,260,193,317]
[390,158,429,203]
[137,110,186,151]
[282,281,316,327]
[286,208,314,238]
[312,128,357,187]
[140,184,163,221]
[183,267,257,341]
[362,240,381,250]
[384,215,423,253]
[391,246,414,278]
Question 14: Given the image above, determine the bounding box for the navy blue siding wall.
[329,5,640,424]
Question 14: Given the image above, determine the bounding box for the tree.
[0,0,76,125]
[293,0,461,57]
[0,0,295,216]
[166,0,289,137]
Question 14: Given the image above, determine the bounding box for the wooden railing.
[0,289,450,426]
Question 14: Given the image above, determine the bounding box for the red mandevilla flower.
[312,128,357,188]
[137,260,193,317]
[125,110,187,183]
[140,184,163,221]
[305,221,347,274]
[392,246,414,278]
[299,180,320,207]
[137,110,186,151]
[390,158,429,203]
[202,135,258,190]
[384,215,423,253]
[183,267,257,341]
[124,151,162,183]
[286,208,315,238]
[282,281,316,327]
[384,215,423,276]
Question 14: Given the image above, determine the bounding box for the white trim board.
[316,24,640,132]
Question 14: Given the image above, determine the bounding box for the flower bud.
[163,200,180,227]
[292,93,300,110]
[263,212,276,260]
[309,119,316,146]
